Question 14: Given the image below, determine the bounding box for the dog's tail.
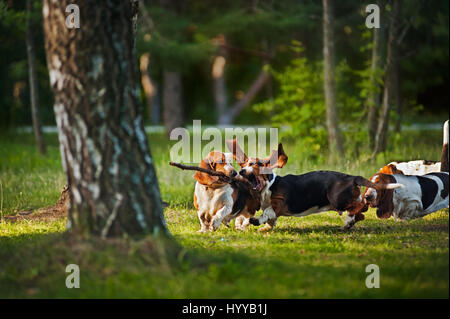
[440,120,449,172]
[354,176,404,190]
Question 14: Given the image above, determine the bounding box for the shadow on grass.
[275,221,449,236]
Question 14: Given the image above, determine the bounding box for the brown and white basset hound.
[226,139,401,231]
[358,120,449,221]
[193,150,259,232]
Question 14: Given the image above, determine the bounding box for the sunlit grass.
[0,131,448,298]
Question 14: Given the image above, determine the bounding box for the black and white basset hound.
[364,172,449,220]
[226,140,401,231]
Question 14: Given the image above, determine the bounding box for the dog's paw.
[258,225,273,232]
[340,223,354,231]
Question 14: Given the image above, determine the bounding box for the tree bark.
[162,70,184,135]
[42,0,167,238]
[322,0,343,155]
[26,0,46,155]
[373,0,401,156]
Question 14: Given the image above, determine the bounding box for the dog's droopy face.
[194,151,237,187]
[363,174,397,219]
[226,139,288,191]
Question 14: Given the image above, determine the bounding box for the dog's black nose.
[239,169,246,176]
[230,170,237,177]
[364,194,374,201]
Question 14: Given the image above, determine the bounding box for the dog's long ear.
[193,171,219,186]
[265,143,288,169]
[194,157,220,186]
[226,138,248,167]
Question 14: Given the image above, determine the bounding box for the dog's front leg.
[342,212,364,230]
[342,214,356,230]
[211,206,232,231]
[197,211,209,233]
[249,206,277,231]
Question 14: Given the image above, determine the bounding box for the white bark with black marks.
[43,0,167,237]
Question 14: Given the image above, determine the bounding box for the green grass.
[0,130,448,298]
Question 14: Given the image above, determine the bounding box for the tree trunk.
[212,52,228,123]
[322,0,343,156]
[42,0,167,238]
[367,13,382,148]
[26,0,46,155]
[140,53,159,124]
[373,0,401,156]
[218,69,269,125]
[162,70,184,135]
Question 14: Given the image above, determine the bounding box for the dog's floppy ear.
[193,171,220,186]
[265,143,288,169]
[375,174,396,219]
[226,138,248,167]
[194,156,220,186]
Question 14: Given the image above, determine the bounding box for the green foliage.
[254,43,371,161]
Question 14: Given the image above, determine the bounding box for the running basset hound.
[193,150,259,232]
[358,120,449,221]
[363,172,448,220]
[226,140,401,231]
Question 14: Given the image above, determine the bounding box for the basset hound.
[193,150,259,232]
[363,172,448,220]
[226,140,401,231]
[355,119,449,222]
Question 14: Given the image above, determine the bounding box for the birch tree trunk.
[26,0,46,155]
[373,0,401,156]
[322,0,343,156]
[42,0,167,238]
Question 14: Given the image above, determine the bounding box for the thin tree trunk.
[140,53,159,124]
[367,22,381,148]
[213,50,228,123]
[218,69,269,125]
[373,0,401,156]
[322,0,343,155]
[26,0,46,155]
[42,0,167,238]
[163,70,184,135]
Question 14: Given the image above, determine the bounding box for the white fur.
[387,160,441,175]
[195,182,234,232]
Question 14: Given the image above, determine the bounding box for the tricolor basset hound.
[226,140,401,231]
[363,172,449,220]
[193,150,260,232]
[354,120,449,222]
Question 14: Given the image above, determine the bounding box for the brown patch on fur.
[193,151,233,187]
[379,164,404,175]
[270,193,289,217]
[193,193,198,210]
